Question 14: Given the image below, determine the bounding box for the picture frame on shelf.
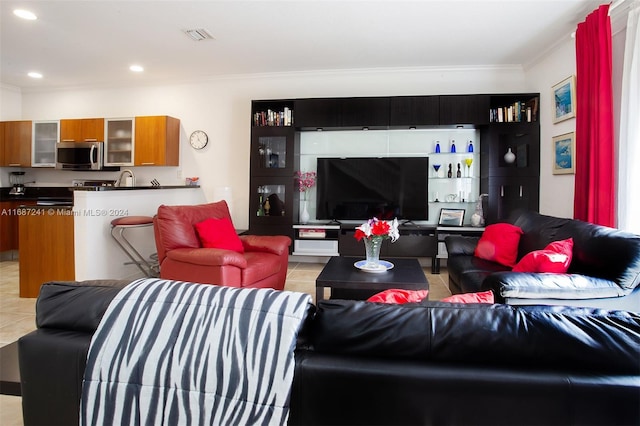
[552,132,575,175]
[438,208,465,227]
[552,75,576,123]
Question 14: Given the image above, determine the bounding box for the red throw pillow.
[474,223,524,267]
[367,289,429,304]
[441,290,494,304]
[512,238,573,273]
[194,218,244,253]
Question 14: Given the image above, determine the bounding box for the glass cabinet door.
[105,118,134,166]
[249,176,295,227]
[250,127,295,176]
[32,121,59,167]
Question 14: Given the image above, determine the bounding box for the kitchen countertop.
[71,185,199,191]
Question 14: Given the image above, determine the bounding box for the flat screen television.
[316,157,428,221]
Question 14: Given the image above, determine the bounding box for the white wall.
[525,39,577,219]
[0,84,22,121]
[15,66,533,229]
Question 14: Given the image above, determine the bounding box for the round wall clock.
[189,130,208,150]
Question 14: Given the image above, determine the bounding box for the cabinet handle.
[519,185,523,198]
[84,138,98,142]
[500,185,504,197]
[141,162,155,165]
[8,163,21,166]
[61,139,75,142]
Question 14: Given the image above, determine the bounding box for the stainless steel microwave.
[56,141,104,170]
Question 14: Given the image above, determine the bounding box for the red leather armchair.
[153,200,291,290]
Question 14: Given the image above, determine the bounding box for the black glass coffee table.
[316,256,429,302]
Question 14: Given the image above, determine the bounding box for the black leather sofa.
[19,279,640,426]
[445,210,640,312]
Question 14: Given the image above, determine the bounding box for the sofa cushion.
[447,255,511,294]
[36,280,130,332]
[312,299,640,373]
[441,290,494,304]
[367,289,429,304]
[512,238,573,273]
[194,217,244,253]
[474,223,524,267]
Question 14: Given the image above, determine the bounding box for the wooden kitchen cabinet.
[1,200,37,252]
[1,121,32,167]
[19,207,75,298]
[60,118,104,142]
[134,115,180,166]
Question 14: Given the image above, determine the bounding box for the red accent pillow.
[512,238,573,273]
[474,223,524,267]
[367,289,429,304]
[441,290,495,304]
[194,218,244,253]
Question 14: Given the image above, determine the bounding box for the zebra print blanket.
[80,278,312,426]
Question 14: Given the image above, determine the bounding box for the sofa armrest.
[166,247,248,268]
[484,272,628,301]
[444,235,479,256]
[240,235,292,256]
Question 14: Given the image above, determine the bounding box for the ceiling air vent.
[183,28,215,41]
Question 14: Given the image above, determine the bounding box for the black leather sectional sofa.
[19,279,640,425]
[445,210,640,312]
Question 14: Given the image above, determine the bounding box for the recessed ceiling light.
[129,65,144,73]
[28,72,43,79]
[14,9,37,20]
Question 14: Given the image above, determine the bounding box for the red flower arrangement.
[354,218,400,242]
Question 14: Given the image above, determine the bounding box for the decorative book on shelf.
[253,107,294,126]
[489,97,538,123]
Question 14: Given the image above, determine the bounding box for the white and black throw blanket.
[80,278,312,426]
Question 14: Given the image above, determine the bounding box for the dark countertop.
[0,187,73,202]
[71,185,199,191]
[0,185,199,201]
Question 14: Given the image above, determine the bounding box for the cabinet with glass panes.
[32,120,59,167]
[104,118,134,166]
[249,100,299,243]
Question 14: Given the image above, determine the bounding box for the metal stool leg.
[110,220,159,278]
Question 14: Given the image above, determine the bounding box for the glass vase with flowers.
[295,171,316,224]
[353,217,400,271]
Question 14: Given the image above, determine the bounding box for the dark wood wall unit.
[389,96,440,127]
[249,100,299,246]
[295,97,389,129]
[340,97,390,128]
[294,98,342,129]
[439,95,490,125]
[250,93,541,238]
[480,93,540,224]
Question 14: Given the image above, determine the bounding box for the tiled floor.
[0,259,450,426]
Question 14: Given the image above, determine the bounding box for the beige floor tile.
[0,395,23,426]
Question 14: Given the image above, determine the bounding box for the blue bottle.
[468,141,474,153]
[435,142,441,153]
[450,140,456,153]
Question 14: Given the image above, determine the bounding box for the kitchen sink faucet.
[115,169,136,187]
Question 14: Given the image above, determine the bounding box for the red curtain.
[574,4,615,227]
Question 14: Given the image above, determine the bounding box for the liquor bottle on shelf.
[456,163,461,178]
[435,141,441,153]
[468,141,474,153]
[451,140,456,153]
[447,163,453,178]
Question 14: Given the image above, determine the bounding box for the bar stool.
[110,216,159,277]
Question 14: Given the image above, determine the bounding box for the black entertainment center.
[249,94,540,260]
